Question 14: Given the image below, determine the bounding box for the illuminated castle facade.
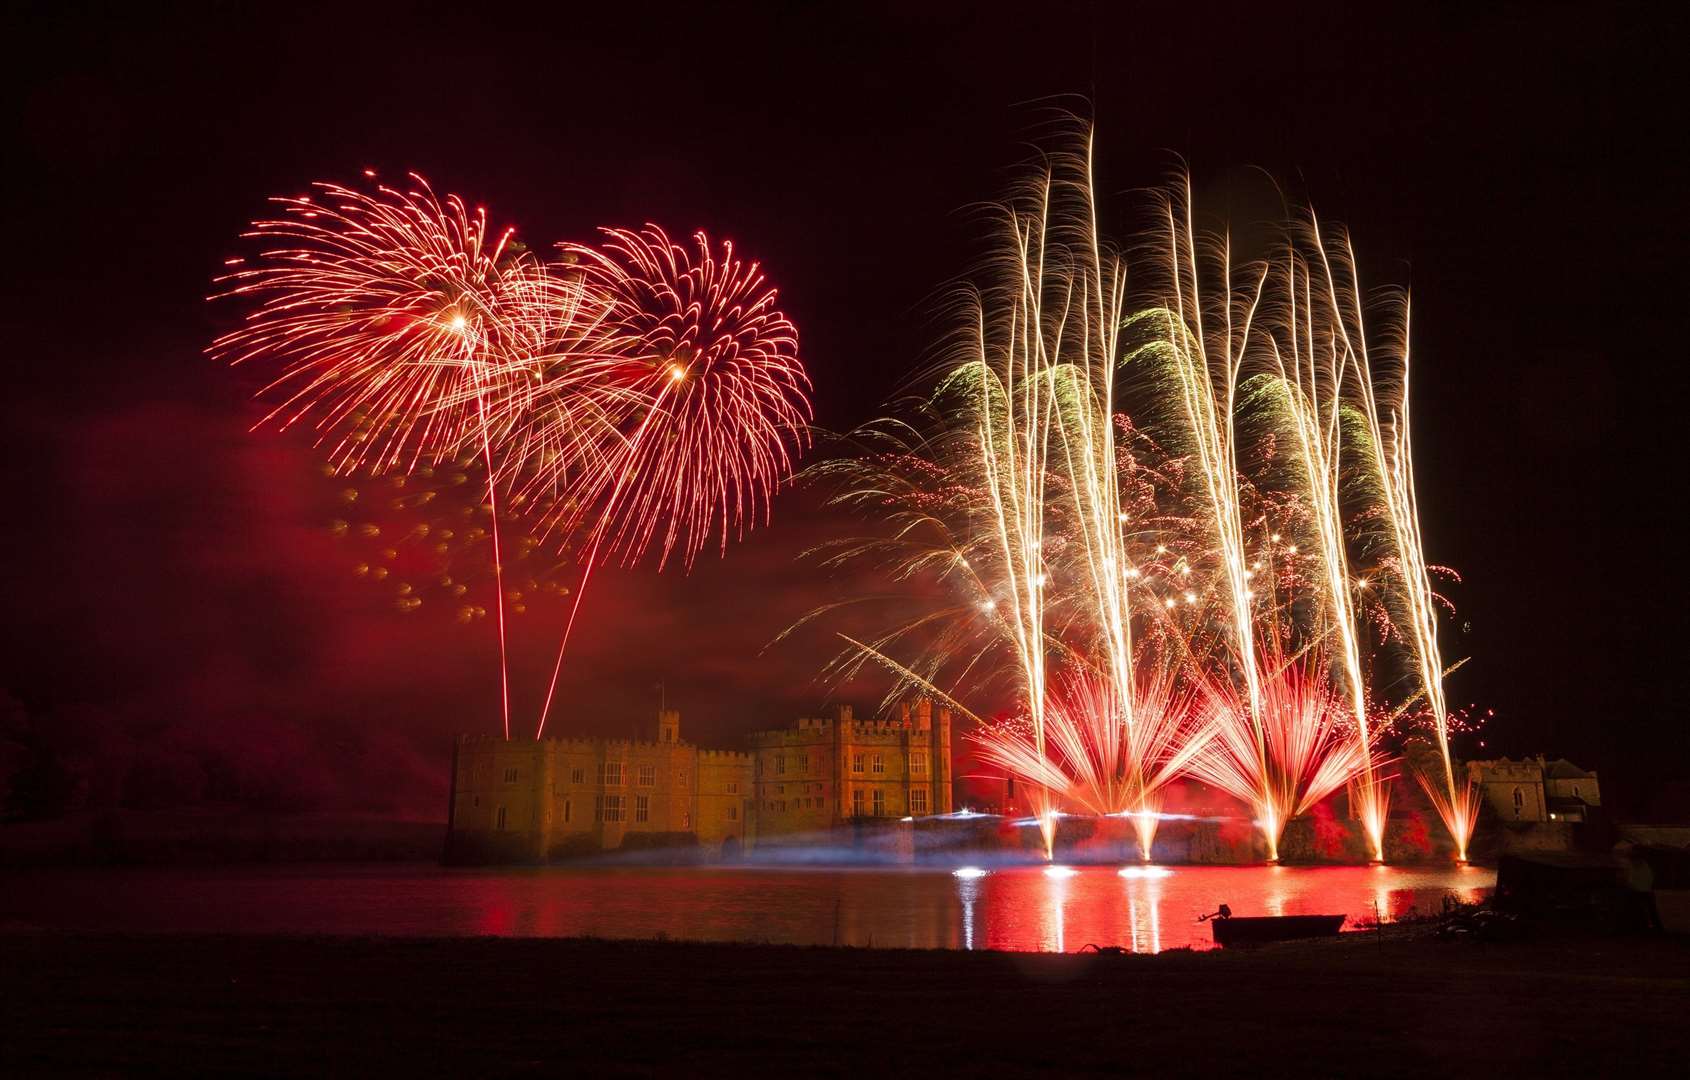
[446,701,954,862]
[1466,756,1601,824]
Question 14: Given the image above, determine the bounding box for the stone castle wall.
[446,701,953,864]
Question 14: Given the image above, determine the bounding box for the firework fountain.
[1316,233,1480,861]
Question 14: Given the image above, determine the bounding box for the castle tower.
[932,704,953,813]
[658,708,681,745]
[833,703,851,822]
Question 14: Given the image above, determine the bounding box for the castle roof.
[1544,758,1596,780]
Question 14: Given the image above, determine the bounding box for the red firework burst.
[209,174,561,475]
[525,225,813,570]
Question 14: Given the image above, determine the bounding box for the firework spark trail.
[802,138,1464,863]
[520,226,811,571]
[1046,141,1155,845]
[1309,231,1478,860]
[527,226,811,739]
[211,175,543,474]
[1142,178,1288,855]
[531,376,677,741]
[215,181,810,743]
[971,293,1058,854]
[1184,650,1372,855]
[210,174,572,738]
[1386,371,1478,858]
[1264,227,1390,860]
[804,147,1231,859]
[960,153,1130,857]
[969,665,1209,858]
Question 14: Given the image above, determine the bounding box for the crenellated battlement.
[461,734,696,753]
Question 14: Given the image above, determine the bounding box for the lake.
[1,862,1492,952]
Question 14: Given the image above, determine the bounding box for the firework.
[1302,228,1478,860]
[324,456,577,622]
[1184,650,1374,861]
[211,174,574,737]
[210,174,564,474]
[970,664,1208,859]
[519,226,811,571]
[525,225,812,738]
[215,178,810,743]
[807,132,1467,864]
[1256,219,1393,860]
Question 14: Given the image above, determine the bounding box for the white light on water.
[953,867,988,880]
[1118,866,1173,879]
[1043,865,1078,879]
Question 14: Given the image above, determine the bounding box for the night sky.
[4,3,1684,817]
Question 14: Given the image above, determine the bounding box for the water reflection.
[956,873,980,950]
[2,864,1493,953]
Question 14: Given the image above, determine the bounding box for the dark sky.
[4,3,1685,816]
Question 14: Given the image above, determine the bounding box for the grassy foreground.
[2,930,1687,1076]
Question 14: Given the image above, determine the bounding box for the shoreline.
[4,929,1686,1075]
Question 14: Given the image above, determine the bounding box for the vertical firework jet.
[1261,220,1391,861]
[1304,230,1478,861]
[806,133,1470,865]
[1136,177,1299,858]
[956,140,1183,857]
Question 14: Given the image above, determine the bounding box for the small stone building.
[1467,755,1601,824]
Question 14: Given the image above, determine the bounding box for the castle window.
[563,800,571,823]
[727,781,739,795]
[777,784,786,795]
[635,795,650,823]
[872,754,884,775]
[852,754,864,774]
[798,753,809,771]
[495,806,507,830]
[571,767,585,784]
[727,805,738,821]
[872,790,885,816]
[910,751,928,775]
[594,794,626,823]
[598,762,624,786]
[683,811,690,829]
[503,767,518,783]
[776,754,786,775]
[1512,787,1524,818]
[910,789,928,815]
[638,764,655,786]
[473,796,480,808]
[852,789,864,816]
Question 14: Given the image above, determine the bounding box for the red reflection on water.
[965,865,1490,951]
[2,864,1491,953]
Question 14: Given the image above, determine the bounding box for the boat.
[1200,905,1346,947]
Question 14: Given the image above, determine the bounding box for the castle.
[446,701,954,862]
